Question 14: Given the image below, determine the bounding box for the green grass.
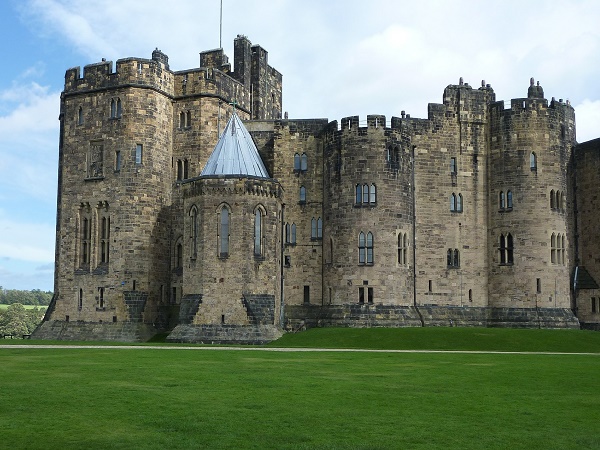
[1,328,599,449]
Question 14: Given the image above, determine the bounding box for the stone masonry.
[34,36,600,343]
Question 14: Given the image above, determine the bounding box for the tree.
[0,304,45,336]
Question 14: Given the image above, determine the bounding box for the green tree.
[0,303,44,336]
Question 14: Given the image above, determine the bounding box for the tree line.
[0,288,53,306]
[0,304,45,337]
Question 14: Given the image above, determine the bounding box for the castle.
[34,35,600,343]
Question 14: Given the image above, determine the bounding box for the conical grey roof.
[200,112,270,178]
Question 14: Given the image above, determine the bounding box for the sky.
[1,0,599,291]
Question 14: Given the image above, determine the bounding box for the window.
[393,147,400,170]
[293,153,300,171]
[551,233,566,265]
[138,62,143,74]
[116,99,122,118]
[550,190,555,209]
[299,186,306,203]
[78,289,83,311]
[450,157,457,174]
[190,207,198,259]
[359,232,374,265]
[99,216,110,264]
[285,223,290,244]
[284,255,291,267]
[179,112,185,128]
[115,150,121,171]
[184,160,189,179]
[592,298,597,313]
[291,223,297,244]
[450,193,463,212]
[219,206,230,257]
[355,184,376,205]
[304,286,310,304]
[530,152,537,171]
[186,110,191,127]
[110,99,116,118]
[176,243,183,268]
[98,287,105,309]
[537,278,542,294]
[254,208,263,256]
[317,217,323,239]
[311,218,317,239]
[355,184,362,204]
[300,153,308,171]
[135,144,143,165]
[551,233,557,264]
[368,287,374,304]
[468,289,472,302]
[560,234,565,265]
[80,213,91,267]
[447,248,460,268]
[370,184,376,203]
[177,160,183,180]
[78,107,83,125]
[499,233,514,265]
[499,191,505,209]
[88,142,104,178]
[507,190,513,209]
[398,232,408,266]
[359,287,365,304]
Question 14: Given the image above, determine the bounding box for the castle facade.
[34,36,600,343]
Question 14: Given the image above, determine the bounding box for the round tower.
[487,79,575,312]
[322,115,414,307]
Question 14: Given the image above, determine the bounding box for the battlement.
[64,49,174,95]
[332,114,415,133]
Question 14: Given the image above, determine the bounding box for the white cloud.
[573,99,600,143]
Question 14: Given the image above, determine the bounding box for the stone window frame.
[189,205,199,260]
[110,98,122,119]
[97,201,110,265]
[217,203,232,258]
[77,106,84,125]
[78,202,92,269]
[530,151,537,171]
[499,233,514,265]
[355,183,377,206]
[450,193,463,213]
[447,248,460,268]
[299,186,306,204]
[253,204,267,258]
[397,232,408,266]
[358,231,374,265]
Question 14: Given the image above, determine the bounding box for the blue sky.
[1,0,599,291]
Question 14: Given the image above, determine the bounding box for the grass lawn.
[1,329,599,449]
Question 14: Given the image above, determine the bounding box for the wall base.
[166,324,283,344]
[31,320,158,342]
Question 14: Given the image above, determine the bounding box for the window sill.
[84,176,105,182]
[499,263,514,266]
[219,253,229,259]
[284,242,296,247]
[353,203,377,208]
[498,207,513,213]
[310,237,323,241]
[358,263,374,267]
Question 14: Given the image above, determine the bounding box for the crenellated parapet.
[64,49,174,95]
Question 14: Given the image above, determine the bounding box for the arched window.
[254,209,263,256]
[550,189,555,209]
[469,289,472,302]
[530,152,537,170]
[500,234,506,264]
[454,249,460,267]
[190,207,198,259]
[398,233,408,266]
[370,184,376,203]
[507,233,514,264]
[299,186,306,203]
[362,184,369,204]
[457,193,463,212]
[293,153,300,171]
[402,233,408,265]
[177,160,183,180]
[78,106,83,125]
[386,147,391,162]
[447,248,453,267]
[359,232,366,264]
[176,243,183,268]
[116,98,122,118]
[285,223,290,244]
[366,232,373,264]
[450,193,457,212]
[186,110,191,127]
[394,147,400,170]
[561,234,566,265]
[81,216,91,266]
[311,218,317,239]
[551,233,557,264]
[300,153,308,171]
[555,191,560,210]
[560,192,564,210]
[110,99,116,118]
[507,191,513,209]
[291,223,297,244]
[100,216,110,264]
[183,159,189,179]
[317,217,323,239]
[499,191,505,209]
[355,184,362,204]
[179,112,185,128]
[219,206,229,257]
[78,289,83,311]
